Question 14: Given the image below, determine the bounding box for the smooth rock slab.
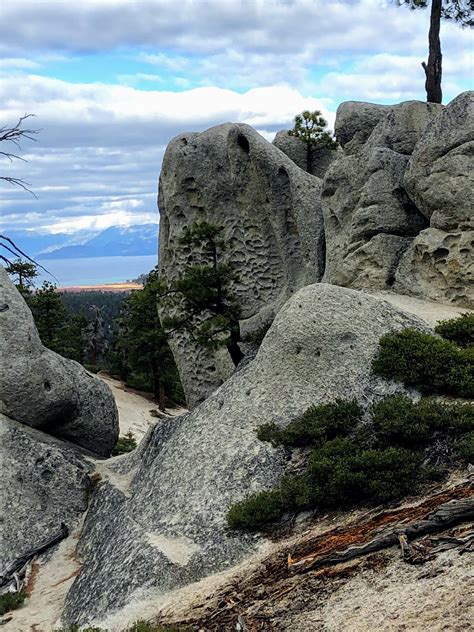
[62,284,428,627]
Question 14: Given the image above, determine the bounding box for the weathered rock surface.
[404,91,473,230]
[0,413,92,571]
[272,130,340,178]
[334,101,391,154]
[322,100,444,291]
[0,268,119,456]
[158,122,325,407]
[62,284,428,627]
[395,92,474,306]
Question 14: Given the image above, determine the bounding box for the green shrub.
[370,395,473,449]
[112,431,137,456]
[228,391,474,531]
[435,313,474,348]
[456,432,474,463]
[227,489,284,530]
[257,399,363,447]
[372,329,473,398]
[0,591,26,615]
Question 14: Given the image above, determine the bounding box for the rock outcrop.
[0,268,119,456]
[395,91,474,306]
[272,130,339,178]
[158,123,325,407]
[61,284,428,627]
[0,413,92,572]
[321,100,444,291]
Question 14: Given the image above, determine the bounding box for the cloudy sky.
[0,0,472,236]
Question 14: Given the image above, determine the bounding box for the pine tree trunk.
[306,144,312,174]
[422,0,442,103]
[227,325,244,367]
[151,358,165,411]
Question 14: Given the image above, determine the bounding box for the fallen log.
[0,522,69,590]
[288,496,473,573]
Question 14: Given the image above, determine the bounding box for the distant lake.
[36,255,158,286]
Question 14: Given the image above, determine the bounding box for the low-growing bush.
[257,399,363,447]
[456,432,474,463]
[435,313,474,348]
[227,489,284,530]
[370,395,474,449]
[0,590,26,615]
[228,392,474,531]
[372,329,473,398]
[112,430,137,456]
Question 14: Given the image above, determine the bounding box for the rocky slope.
[1,91,473,631]
[60,284,429,627]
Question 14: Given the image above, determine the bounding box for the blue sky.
[0,0,472,236]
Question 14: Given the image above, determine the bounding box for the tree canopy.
[159,222,243,367]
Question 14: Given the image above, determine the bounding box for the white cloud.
[0,76,331,233]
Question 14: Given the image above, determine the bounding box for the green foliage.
[159,222,243,366]
[227,489,285,530]
[28,280,69,349]
[5,258,38,297]
[456,432,474,463]
[370,395,474,449]
[112,430,138,456]
[0,590,26,615]
[435,313,474,348]
[228,392,474,531]
[257,399,363,447]
[288,110,338,149]
[372,329,473,398]
[116,267,182,408]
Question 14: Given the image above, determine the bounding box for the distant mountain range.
[7,224,159,260]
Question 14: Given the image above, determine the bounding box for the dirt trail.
[1,380,185,632]
[98,374,186,440]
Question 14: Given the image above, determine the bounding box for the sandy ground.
[373,291,471,326]
[1,379,185,632]
[98,374,185,441]
[2,524,83,632]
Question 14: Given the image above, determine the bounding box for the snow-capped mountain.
[34,224,159,259]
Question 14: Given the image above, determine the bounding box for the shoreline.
[57,282,143,293]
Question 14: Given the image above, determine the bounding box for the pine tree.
[288,110,337,173]
[5,259,38,297]
[397,0,473,103]
[160,222,243,367]
[28,281,68,351]
[118,267,180,410]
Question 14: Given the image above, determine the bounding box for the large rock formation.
[394,91,474,306]
[158,122,325,407]
[272,130,340,178]
[321,100,442,290]
[321,92,473,307]
[61,284,428,627]
[0,413,92,572]
[0,268,119,456]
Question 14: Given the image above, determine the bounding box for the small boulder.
[0,268,119,456]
